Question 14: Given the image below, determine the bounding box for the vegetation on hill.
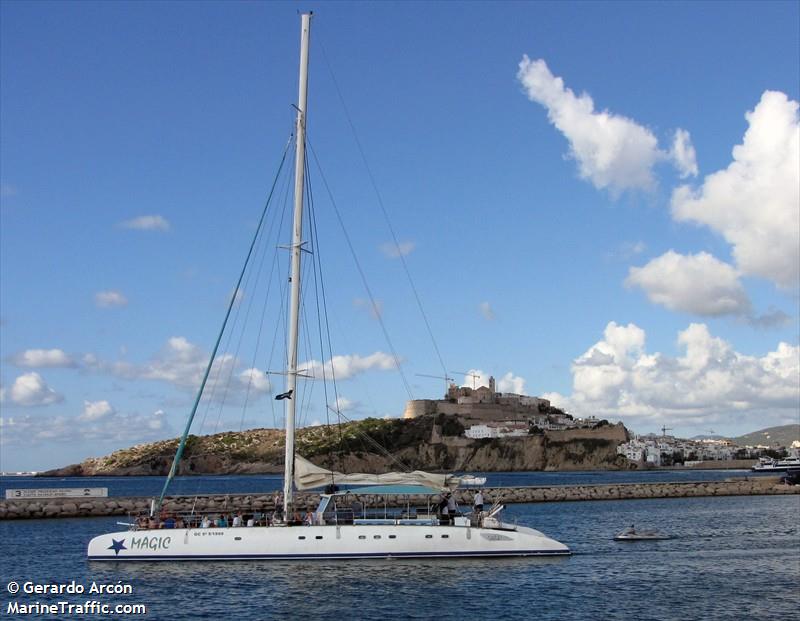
[733,424,799,448]
[39,414,629,476]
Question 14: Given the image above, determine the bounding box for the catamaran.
[87,13,570,561]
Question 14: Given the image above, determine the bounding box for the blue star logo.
[108,539,127,556]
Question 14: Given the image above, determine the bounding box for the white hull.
[88,523,570,561]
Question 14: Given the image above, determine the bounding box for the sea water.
[1,493,797,620]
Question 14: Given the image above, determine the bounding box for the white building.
[464,423,528,439]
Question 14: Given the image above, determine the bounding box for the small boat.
[613,525,671,541]
[459,475,487,486]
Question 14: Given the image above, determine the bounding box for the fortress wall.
[547,424,628,443]
[403,400,437,419]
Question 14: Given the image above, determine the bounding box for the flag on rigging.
[275,390,293,400]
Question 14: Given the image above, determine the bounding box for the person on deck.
[474,490,484,513]
[446,493,457,524]
[438,496,448,523]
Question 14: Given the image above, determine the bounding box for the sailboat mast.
[283,12,312,518]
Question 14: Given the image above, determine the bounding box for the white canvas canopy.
[293,455,460,491]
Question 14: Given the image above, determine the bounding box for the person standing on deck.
[446,493,457,524]
[474,490,484,513]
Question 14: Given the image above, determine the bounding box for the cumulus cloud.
[670,128,699,178]
[0,373,63,407]
[380,241,415,258]
[238,368,271,394]
[479,301,495,320]
[545,321,799,428]
[302,352,398,381]
[671,91,800,289]
[94,290,128,308]
[459,369,527,395]
[517,57,691,193]
[498,372,526,395]
[119,215,171,232]
[87,336,270,401]
[626,251,752,317]
[10,348,77,368]
[0,408,170,446]
[79,400,115,422]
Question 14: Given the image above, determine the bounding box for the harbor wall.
[0,477,796,520]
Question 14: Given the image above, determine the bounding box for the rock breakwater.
[1,477,795,520]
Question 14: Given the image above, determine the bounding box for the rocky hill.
[733,424,799,448]
[40,415,630,477]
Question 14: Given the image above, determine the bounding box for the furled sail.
[294,455,460,491]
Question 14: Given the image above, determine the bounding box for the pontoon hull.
[87,523,570,561]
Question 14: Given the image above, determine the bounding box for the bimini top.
[294,455,460,492]
[333,484,443,496]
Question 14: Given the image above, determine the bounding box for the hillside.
[39,415,630,476]
[733,424,800,448]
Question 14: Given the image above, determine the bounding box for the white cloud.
[79,400,115,421]
[459,369,527,395]
[10,348,77,368]
[517,57,688,193]
[626,251,752,317]
[238,368,271,394]
[94,290,128,308]
[380,241,415,258]
[459,369,489,389]
[479,301,495,320]
[545,321,800,428]
[105,336,230,388]
[119,215,171,232]
[334,396,358,412]
[302,352,398,381]
[0,372,63,406]
[0,408,170,446]
[87,336,270,401]
[498,372,526,395]
[670,128,699,178]
[671,91,800,289]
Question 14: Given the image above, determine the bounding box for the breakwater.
[1,476,795,520]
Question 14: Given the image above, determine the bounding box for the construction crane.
[451,371,481,390]
[661,425,673,438]
[414,373,454,396]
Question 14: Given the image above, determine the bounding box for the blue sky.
[1,1,798,471]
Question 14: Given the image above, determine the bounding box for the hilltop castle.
[403,376,580,437]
